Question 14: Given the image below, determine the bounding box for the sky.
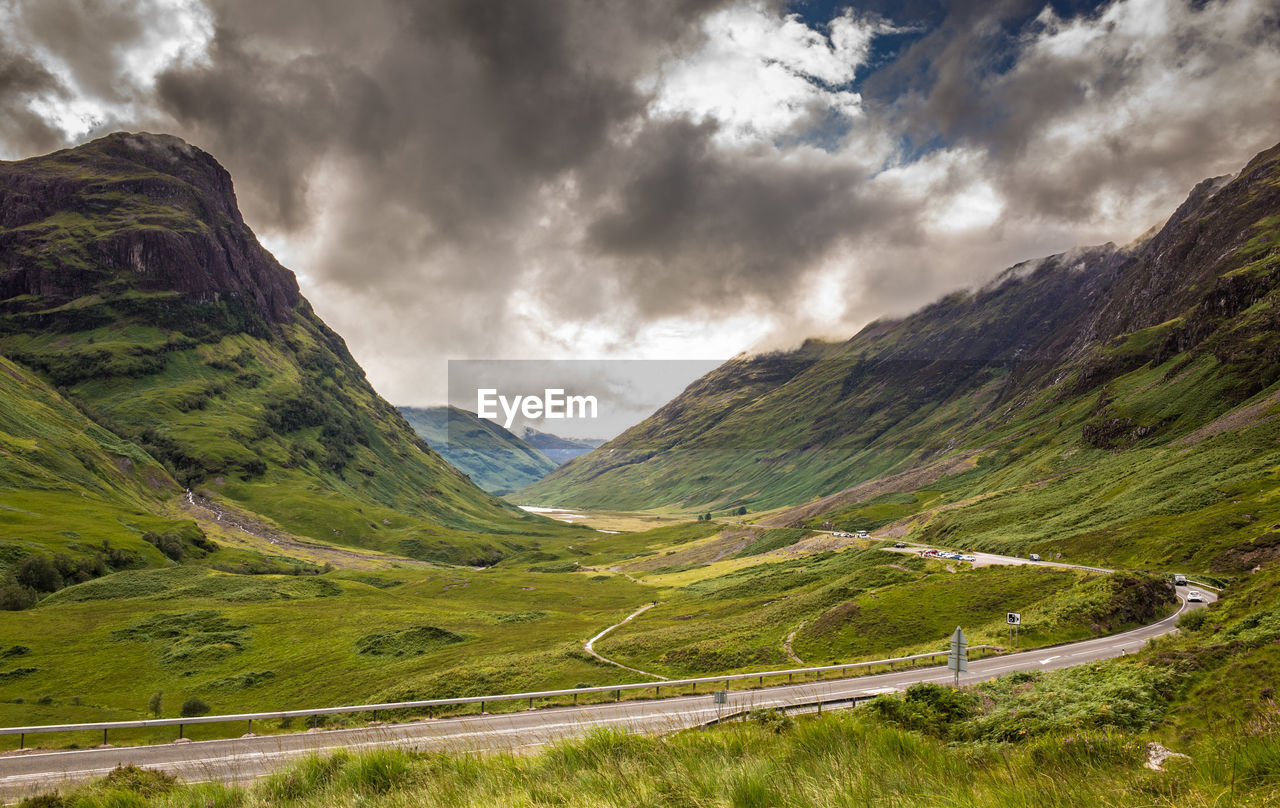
[1,0,1279,412]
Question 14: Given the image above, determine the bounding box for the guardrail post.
[103,728,108,746]
[789,673,793,684]
[615,690,620,702]
[573,693,578,705]
[480,701,485,715]
[528,698,534,711]
[248,718,253,734]
[19,732,23,750]
[692,682,697,693]
[655,686,659,698]
[758,676,763,686]
[178,724,184,740]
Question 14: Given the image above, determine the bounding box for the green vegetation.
[21,703,1279,807]
[354,625,467,657]
[733,528,808,557]
[25,560,1280,807]
[0,558,658,743]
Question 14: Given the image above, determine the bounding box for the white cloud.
[645,2,889,146]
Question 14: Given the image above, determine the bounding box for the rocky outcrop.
[0,132,299,324]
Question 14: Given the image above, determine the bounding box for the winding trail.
[782,621,807,665]
[607,566,643,584]
[584,603,669,681]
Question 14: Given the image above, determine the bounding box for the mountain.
[521,141,1280,569]
[0,132,562,568]
[521,427,607,465]
[399,406,556,495]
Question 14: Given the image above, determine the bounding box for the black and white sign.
[1007,612,1021,625]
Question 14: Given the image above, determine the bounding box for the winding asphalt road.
[0,583,1212,802]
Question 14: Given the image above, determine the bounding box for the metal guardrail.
[0,645,1003,747]
[702,692,882,726]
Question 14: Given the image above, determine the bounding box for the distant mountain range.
[521,140,1280,571]
[521,427,607,465]
[0,132,562,570]
[399,406,557,495]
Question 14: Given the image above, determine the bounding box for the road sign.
[947,627,967,684]
[1007,612,1021,625]
[713,689,728,722]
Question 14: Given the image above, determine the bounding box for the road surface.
[0,591,1211,802]
[884,544,1114,573]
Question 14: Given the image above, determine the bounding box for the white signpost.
[1007,612,1021,648]
[947,626,967,686]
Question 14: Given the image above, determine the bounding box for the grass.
[22,709,1280,807]
[26,555,1280,806]
[588,545,1173,677]
[0,563,657,748]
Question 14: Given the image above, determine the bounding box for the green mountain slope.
[521,141,1280,569]
[399,406,556,495]
[0,351,207,581]
[0,132,562,566]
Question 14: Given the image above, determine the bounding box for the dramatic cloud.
[0,0,1278,412]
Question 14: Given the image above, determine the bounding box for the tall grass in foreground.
[26,711,1280,808]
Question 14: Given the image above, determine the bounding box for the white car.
[1187,590,1204,603]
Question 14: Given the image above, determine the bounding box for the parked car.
[1187,589,1205,602]
[892,542,906,548]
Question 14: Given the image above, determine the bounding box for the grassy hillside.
[398,406,556,495]
[0,561,656,743]
[0,351,213,606]
[521,141,1280,574]
[26,563,1280,807]
[0,133,568,567]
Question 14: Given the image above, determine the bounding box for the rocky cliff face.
[0,132,299,325]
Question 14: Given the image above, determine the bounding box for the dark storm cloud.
[578,117,916,318]
[0,0,1278,406]
[152,0,724,237]
[0,41,65,156]
[155,25,394,230]
[16,0,151,103]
